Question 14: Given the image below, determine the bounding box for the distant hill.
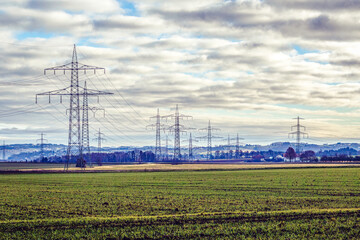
[3,142,360,161]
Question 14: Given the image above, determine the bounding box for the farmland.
[1,167,360,239]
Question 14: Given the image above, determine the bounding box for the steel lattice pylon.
[94,128,106,166]
[236,133,240,159]
[81,81,90,168]
[162,105,192,164]
[197,120,221,160]
[207,121,212,160]
[174,105,180,160]
[36,44,112,171]
[189,132,193,161]
[147,108,167,161]
[68,46,82,169]
[288,116,308,156]
[36,133,48,161]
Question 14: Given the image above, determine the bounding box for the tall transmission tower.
[162,105,192,163]
[81,81,90,169]
[288,116,308,155]
[94,129,106,166]
[36,44,112,171]
[36,133,48,161]
[147,108,167,161]
[197,120,221,160]
[80,81,105,168]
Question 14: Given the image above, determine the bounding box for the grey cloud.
[0,9,91,33]
[329,59,360,67]
[150,3,360,41]
[266,0,360,11]
[93,19,146,30]
[26,0,120,13]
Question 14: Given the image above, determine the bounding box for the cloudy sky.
[1,0,360,147]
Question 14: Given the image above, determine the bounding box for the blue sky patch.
[16,32,58,40]
[292,44,319,55]
[117,0,139,16]
[77,37,109,49]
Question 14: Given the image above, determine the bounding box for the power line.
[84,74,149,131]
[75,46,149,125]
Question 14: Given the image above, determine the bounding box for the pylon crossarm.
[178,114,192,120]
[88,107,105,117]
[161,114,174,119]
[44,63,73,74]
[77,63,105,72]
[168,128,187,134]
[196,136,208,139]
[78,86,113,95]
[146,124,156,130]
[44,63,105,74]
[36,87,71,96]
[211,135,223,139]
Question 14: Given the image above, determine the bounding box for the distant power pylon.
[182,132,198,161]
[224,133,244,159]
[36,133,48,161]
[197,120,221,160]
[288,116,308,154]
[163,135,173,161]
[189,133,193,161]
[236,133,241,159]
[94,129,106,166]
[36,44,112,171]
[147,108,167,161]
[165,135,169,161]
[162,105,192,163]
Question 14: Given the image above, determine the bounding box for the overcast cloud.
[0,0,360,147]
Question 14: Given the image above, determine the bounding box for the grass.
[0,162,66,170]
[0,161,358,172]
[1,167,360,239]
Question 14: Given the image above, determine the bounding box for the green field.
[1,167,360,239]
